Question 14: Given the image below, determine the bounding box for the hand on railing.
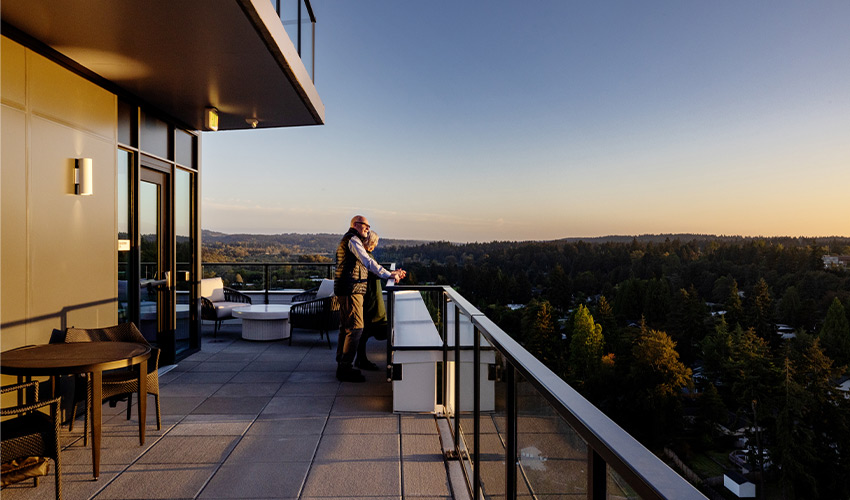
[389,269,406,282]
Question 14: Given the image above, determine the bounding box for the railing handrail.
[387,284,706,500]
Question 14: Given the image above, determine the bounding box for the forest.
[203,233,850,498]
[374,236,850,499]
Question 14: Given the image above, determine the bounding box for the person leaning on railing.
[334,215,405,382]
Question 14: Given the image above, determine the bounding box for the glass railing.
[271,0,316,81]
[386,285,707,500]
[201,261,333,303]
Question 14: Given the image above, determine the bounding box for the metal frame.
[386,284,707,500]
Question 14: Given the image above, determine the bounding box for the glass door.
[139,167,173,355]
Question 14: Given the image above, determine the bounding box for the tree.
[667,285,707,365]
[747,278,775,345]
[778,285,802,327]
[521,299,562,372]
[701,316,733,384]
[725,279,744,329]
[775,339,850,499]
[568,304,604,385]
[819,297,850,368]
[627,324,693,446]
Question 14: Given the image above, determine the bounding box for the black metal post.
[473,324,481,500]
[263,264,270,304]
[506,363,517,500]
[589,449,607,499]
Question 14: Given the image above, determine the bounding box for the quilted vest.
[334,228,369,296]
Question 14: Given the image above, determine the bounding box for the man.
[334,215,406,382]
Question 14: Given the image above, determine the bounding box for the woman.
[354,231,387,370]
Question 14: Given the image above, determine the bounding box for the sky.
[202,1,850,243]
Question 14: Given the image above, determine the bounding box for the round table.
[1,342,151,479]
[233,304,291,341]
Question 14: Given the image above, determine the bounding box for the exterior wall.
[1,36,117,353]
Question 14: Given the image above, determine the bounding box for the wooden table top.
[1,342,151,376]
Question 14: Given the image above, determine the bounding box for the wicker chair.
[200,277,252,335]
[289,279,338,349]
[64,323,160,445]
[1,380,62,500]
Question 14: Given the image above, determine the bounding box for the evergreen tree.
[775,354,817,499]
[568,304,604,385]
[694,382,727,449]
[725,279,744,329]
[667,285,707,365]
[819,297,850,368]
[747,278,775,345]
[701,316,733,385]
[521,299,562,373]
[778,285,802,327]
[595,295,622,356]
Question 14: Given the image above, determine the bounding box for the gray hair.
[365,231,379,251]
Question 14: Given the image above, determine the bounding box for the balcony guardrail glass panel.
[387,285,707,500]
[274,0,316,81]
[202,262,333,292]
[516,369,590,497]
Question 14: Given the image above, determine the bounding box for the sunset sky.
[202,1,849,243]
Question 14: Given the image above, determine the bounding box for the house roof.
[1,0,324,130]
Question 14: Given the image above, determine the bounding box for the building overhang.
[1,0,324,131]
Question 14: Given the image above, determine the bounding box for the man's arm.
[349,237,391,278]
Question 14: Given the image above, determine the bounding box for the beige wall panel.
[29,116,116,341]
[0,106,29,350]
[28,49,115,141]
[1,37,26,108]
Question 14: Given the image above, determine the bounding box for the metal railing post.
[473,324,481,500]
[589,450,607,499]
[506,363,517,500]
[263,264,270,304]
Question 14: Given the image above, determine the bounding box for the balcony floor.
[3,323,460,500]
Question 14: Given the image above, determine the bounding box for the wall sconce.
[246,117,258,128]
[75,158,93,195]
[205,107,219,131]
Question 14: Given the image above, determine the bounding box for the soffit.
[1,0,324,130]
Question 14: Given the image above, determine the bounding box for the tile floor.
[2,324,462,500]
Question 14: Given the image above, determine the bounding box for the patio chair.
[200,277,252,336]
[64,323,161,445]
[289,279,338,348]
[1,380,62,500]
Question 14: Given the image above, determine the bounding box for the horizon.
[201,228,850,246]
[202,1,849,242]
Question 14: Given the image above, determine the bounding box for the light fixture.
[75,158,93,195]
[205,107,219,131]
[246,117,258,128]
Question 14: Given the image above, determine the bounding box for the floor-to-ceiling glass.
[139,168,171,347]
[117,149,132,323]
[175,168,193,357]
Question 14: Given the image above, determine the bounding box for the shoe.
[336,366,365,383]
[355,358,379,371]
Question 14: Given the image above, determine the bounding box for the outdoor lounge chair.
[1,380,62,500]
[289,279,338,348]
[200,277,252,335]
[64,323,161,445]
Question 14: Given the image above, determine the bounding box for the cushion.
[316,279,335,299]
[213,302,249,319]
[200,277,226,302]
[1,456,49,487]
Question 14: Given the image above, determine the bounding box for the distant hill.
[202,230,850,262]
[201,230,427,261]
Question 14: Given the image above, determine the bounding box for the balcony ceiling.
[1,0,324,130]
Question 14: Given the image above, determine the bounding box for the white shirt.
[348,236,392,279]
